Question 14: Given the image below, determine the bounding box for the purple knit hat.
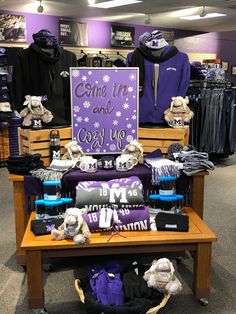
[139,30,168,49]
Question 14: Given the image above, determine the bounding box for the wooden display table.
[9,171,208,266]
[21,208,216,310]
[0,128,10,166]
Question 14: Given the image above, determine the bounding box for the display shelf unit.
[18,126,189,164]
[138,126,189,155]
[18,127,72,166]
[0,128,10,166]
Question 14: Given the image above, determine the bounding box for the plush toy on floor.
[122,140,144,164]
[51,207,91,244]
[61,140,84,160]
[143,258,182,295]
[20,95,53,126]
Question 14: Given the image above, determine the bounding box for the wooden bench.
[21,208,216,311]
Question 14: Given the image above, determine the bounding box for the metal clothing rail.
[188,80,232,89]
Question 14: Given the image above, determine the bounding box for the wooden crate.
[0,128,10,166]
[18,127,72,166]
[138,126,189,155]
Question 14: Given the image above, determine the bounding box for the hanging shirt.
[127,46,190,125]
[13,43,77,126]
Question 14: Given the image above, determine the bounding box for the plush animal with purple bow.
[51,207,91,244]
[20,95,53,126]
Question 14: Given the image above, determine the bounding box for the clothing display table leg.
[26,250,44,309]
[193,242,212,301]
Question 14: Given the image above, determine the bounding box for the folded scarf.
[144,158,180,185]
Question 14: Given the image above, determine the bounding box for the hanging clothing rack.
[117,51,126,60]
[188,80,232,89]
[80,50,88,56]
[187,82,236,158]
[99,51,109,59]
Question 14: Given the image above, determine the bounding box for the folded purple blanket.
[84,206,150,232]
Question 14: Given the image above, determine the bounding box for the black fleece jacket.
[13,44,77,126]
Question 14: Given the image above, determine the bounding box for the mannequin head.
[139,30,169,50]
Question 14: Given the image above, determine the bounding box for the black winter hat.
[155,212,189,232]
[32,29,58,47]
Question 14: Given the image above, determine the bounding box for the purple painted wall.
[175,32,220,54]
[86,19,157,48]
[175,31,236,84]
[1,9,236,83]
[0,9,199,48]
[0,10,157,47]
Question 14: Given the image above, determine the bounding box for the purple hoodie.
[127,46,190,124]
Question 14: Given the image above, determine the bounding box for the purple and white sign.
[70,67,139,154]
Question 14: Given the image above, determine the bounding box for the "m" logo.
[104,160,113,168]
[33,119,42,127]
[109,187,128,203]
[119,161,127,168]
[53,151,60,159]
[89,163,96,169]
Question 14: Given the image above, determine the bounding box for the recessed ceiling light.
[88,0,96,5]
[180,13,226,20]
[88,0,142,9]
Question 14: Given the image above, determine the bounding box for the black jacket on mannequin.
[13,43,77,126]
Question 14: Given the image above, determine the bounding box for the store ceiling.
[1,0,236,32]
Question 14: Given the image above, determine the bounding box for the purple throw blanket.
[84,206,150,232]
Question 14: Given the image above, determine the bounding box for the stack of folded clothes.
[76,261,164,313]
[7,153,43,175]
[190,61,206,80]
[172,146,215,176]
[0,48,14,128]
[76,176,151,233]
